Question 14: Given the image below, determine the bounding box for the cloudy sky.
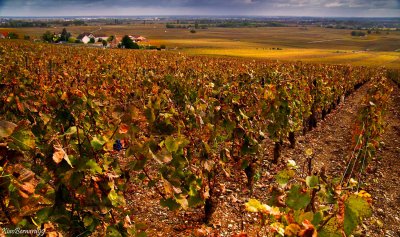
[0,0,399,17]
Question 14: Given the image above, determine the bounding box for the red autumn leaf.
[119,123,129,134]
[298,219,317,237]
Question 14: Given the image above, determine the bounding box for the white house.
[77,32,92,44]
[77,33,108,44]
[93,34,108,42]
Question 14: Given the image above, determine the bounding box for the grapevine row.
[0,40,383,236]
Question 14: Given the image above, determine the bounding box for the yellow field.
[2,24,400,68]
[184,47,400,69]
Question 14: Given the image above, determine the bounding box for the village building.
[77,32,92,44]
[93,34,108,42]
[128,35,147,42]
[77,32,109,44]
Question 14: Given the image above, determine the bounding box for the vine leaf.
[284,223,301,236]
[160,198,180,211]
[91,136,106,151]
[318,217,342,237]
[63,126,77,136]
[306,176,319,188]
[86,159,103,174]
[8,121,36,151]
[53,144,73,168]
[275,169,295,187]
[119,123,129,134]
[286,185,311,210]
[0,120,17,138]
[344,194,372,235]
[245,199,264,213]
[298,220,317,237]
[164,136,189,154]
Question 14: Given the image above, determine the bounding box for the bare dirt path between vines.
[126,80,400,237]
[278,79,400,237]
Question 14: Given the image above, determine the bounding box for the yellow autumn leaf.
[285,223,301,236]
[305,148,313,156]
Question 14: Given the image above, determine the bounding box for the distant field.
[2,24,400,68]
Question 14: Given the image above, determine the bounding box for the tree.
[351,31,365,37]
[68,37,76,43]
[102,39,108,47]
[120,35,139,49]
[7,32,18,39]
[42,31,53,42]
[60,28,71,42]
[107,35,115,42]
[89,37,95,44]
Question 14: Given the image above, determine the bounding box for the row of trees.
[42,29,109,46]
[119,35,139,49]
[42,28,72,43]
[350,31,366,36]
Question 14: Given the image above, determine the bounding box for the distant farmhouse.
[128,35,147,43]
[109,36,122,48]
[77,32,108,44]
[0,33,5,39]
[75,32,147,47]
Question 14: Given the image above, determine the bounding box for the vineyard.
[0,40,398,236]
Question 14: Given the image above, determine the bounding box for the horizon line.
[1,15,400,19]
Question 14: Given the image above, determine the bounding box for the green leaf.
[286,184,311,210]
[275,169,295,187]
[306,176,319,188]
[164,136,188,154]
[160,198,180,211]
[165,136,179,153]
[346,195,372,218]
[64,126,77,136]
[137,232,147,237]
[130,157,147,171]
[144,108,155,123]
[83,216,93,227]
[106,226,123,237]
[312,211,324,226]
[108,189,118,206]
[188,194,204,207]
[91,136,106,151]
[69,171,84,188]
[9,124,36,151]
[294,210,314,224]
[35,207,52,225]
[86,159,103,174]
[0,120,17,138]
[344,195,372,236]
[318,217,342,237]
